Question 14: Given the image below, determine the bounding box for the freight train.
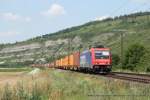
[32,45,112,73]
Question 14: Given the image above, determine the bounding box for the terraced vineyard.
[0,12,150,72]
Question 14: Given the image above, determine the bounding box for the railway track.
[62,69,150,84]
[104,72,150,84]
[39,68,150,84]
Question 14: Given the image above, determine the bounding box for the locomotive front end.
[91,48,112,73]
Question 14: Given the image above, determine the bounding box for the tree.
[112,54,120,66]
[137,50,150,72]
[123,44,145,70]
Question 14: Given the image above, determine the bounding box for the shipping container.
[73,52,80,67]
[55,60,59,68]
[61,57,65,67]
[60,59,62,67]
[69,54,74,67]
[64,56,69,67]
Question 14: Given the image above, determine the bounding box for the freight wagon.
[55,52,80,70]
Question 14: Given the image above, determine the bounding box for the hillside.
[0,12,150,71]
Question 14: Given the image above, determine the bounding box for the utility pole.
[68,37,74,67]
[53,43,64,67]
[113,29,126,68]
[68,38,71,66]
[120,32,124,68]
[147,14,150,24]
[79,44,82,52]
[53,53,56,67]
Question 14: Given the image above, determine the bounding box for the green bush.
[137,49,150,72]
[123,44,145,70]
[112,54,120,66]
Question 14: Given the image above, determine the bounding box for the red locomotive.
[80,46,112,73]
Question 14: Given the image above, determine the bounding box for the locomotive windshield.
[95,50,110,59]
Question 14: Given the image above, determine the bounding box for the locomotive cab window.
[95,50,110,59]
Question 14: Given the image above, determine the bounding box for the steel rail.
[104,72,150,84]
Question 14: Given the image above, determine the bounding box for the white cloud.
[25,17,31,22]
[0,31,20,37]
[0,12,20,21]
[130,0,150,3]
[94,16,109,21]
[0,12,31,22]
[41,3,66,16]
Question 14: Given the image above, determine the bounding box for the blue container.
[80,50,91,68]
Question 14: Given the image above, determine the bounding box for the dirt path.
[0,68,40,87]
[0,72,27,86]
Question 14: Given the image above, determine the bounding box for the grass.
[0,67,32,72]
[0,68,149,100]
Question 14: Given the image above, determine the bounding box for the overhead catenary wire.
[129,2,150,25]
[108,0,150,19]
[53,1,150,62]
[129,2,150,13]
[109,0,130,17]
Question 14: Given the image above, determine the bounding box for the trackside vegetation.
[0,69,150,100]
[123,44,145,71]
[112,43,150,72]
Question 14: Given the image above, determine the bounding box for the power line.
[109,1,150,18]
[130,2,150,13]
[109,0,130,17]
[112,29,127,68]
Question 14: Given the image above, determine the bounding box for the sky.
[0,0,150,43]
